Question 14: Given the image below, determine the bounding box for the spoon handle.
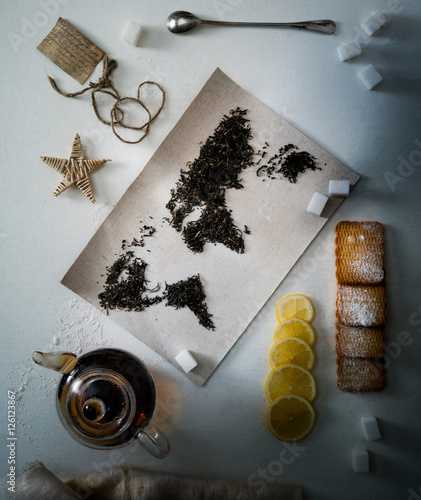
[202,19,336,34]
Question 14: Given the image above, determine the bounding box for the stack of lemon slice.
[265,294,317,442]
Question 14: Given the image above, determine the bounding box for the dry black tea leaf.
[256,143,320,183]
[164,275,215,330]
[98,252,161,312]
[166,108,254,253]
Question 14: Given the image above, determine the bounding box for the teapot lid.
[61,369,137,441]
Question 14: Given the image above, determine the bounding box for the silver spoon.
[167,10,336,35]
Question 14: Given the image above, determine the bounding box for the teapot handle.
[137,421,170,459]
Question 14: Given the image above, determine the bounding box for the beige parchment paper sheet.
[62,68,359,386]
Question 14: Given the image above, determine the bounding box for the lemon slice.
[269,337,315,370]
[267,395,315,441]
[276,294,314,323]
[273,318,315,346]
[265,365,316,403]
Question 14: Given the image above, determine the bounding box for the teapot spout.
[32,351,77,373]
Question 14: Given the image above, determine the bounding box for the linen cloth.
[14,462,302,499]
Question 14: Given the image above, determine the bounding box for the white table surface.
[1,1,421,499]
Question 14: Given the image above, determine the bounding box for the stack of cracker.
[335,221,386,391]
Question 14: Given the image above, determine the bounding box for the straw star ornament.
[41,134,111,203]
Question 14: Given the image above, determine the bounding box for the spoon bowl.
[167,10,202,34]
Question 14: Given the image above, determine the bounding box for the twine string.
[46,56,165,144]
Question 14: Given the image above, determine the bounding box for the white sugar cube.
[361,416,381,441]
[122,20,143,46]
[337,42,362,62]
[352,448,370,473]
[329,180,350,197]
[175,349,197,373]
[361,10,388,36]
[307,192,328,216]
[358,64,382,90]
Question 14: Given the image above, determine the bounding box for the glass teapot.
[33,348,170,459]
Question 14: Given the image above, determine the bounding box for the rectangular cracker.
[335,221,384,285]
[337,356,385,392]
[336,284,386,327]
[335,323,384,358]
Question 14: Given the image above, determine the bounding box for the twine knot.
[93,57,118,89]
[94,76,111,89]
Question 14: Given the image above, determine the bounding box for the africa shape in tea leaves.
[166,108,254,254]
